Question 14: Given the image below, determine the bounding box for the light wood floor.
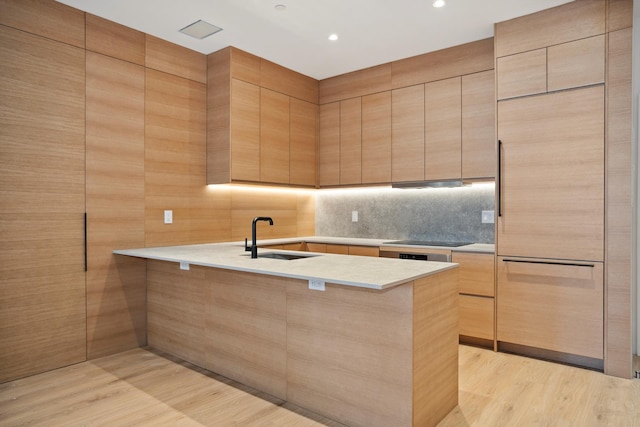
[1,345,639,426]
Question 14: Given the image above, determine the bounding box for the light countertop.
[113,242,458,291]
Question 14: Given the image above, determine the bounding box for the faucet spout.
[250,216,274,258]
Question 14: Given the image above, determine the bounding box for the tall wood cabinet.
[495,0,633,376]
[0,19,86,383]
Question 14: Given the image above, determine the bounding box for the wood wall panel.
[144,69,207,247]
[0,0,85,48]
[86,14,145,65]
[205,270,288,399]
[392,38,494,90]
[230,190,303,241]
[0,25,86,383]
[261,58,318,104]
[296,193,315,236]
[86,52,146,359]
[606,0,633,32]
[604,27,633,378]
[147,261,206,367]
[319,63,391,105]
[362,91,392,184]
[145,35,207,83]
[412,270,459,426]
[230,46,261,85]
[287,282,414,427]
[495,0,606,58]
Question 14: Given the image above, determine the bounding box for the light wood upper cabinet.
[392,85,425,182]
[362,92,391,184]
[230,79,261,182]
[207,47,318,186]
[340,97,362,185]
[497,86,604,262]
[425,77,461,181]
[260,88,290,184]
[547,35,605,92]
[290,98,317,187]
[462,70,495,179]
[319,102,340,186]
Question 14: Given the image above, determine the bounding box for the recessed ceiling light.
[328,34,339,41]
[274,4,286,12]
[433,0,446,8]
[179,20,222,39]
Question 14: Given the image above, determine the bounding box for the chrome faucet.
[245,216,274,258]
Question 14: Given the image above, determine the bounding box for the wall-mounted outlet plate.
[352,211,358,222]
[164,210,173,224]
[180,262,190,270]
[482,210,494,224]
[308,279,325,291]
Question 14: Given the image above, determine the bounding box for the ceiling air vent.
[179,20,222,39]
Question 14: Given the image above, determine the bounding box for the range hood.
[392,179,465,189]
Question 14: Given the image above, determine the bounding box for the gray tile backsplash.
[315,184,495,243]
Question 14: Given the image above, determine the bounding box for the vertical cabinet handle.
[84,212,87,272]
[497,140,502,217]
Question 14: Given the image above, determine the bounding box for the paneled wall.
[0,0,315,382]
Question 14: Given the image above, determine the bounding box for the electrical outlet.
[164,210,173,224]
[352,211,358,222]
[179,262,190,271]
[482,210,494,224]
[308,279,325,291]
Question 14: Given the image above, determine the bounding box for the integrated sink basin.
[242,252,319,261]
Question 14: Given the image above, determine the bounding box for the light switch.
[482,210,494,224]
[352,211,358,222]
[164,210,173,224]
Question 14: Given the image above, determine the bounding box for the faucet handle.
[244,238,252,252]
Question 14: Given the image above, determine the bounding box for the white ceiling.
[56,0,573,80]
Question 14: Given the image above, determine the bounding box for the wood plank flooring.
[1,345,639,426]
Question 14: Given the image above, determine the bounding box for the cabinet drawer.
[459,295,494,341]
[497,257,603,359]
[348,245,379,257]
[452,252,494,296]
[305,242,327,253]
[325,244,349,255]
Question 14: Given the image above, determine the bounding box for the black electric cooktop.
[383,240,473,247]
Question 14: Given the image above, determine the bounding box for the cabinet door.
[290,98,317,186]
[497,86,604,262]
[425,77,461,181]
[392,85,425,182]
[348,245,379,257]
[497,257,603,360]
[452,252,494,297]
[0,26,86,382]
[459,295,494,341]
[548,35,605,92]
[319,102,340,186]
[230,79,260,182]
[362,91,391,184]
[462,70,495,179]
[325,244,349,255]
[260,88,290,184]
[497,49,546,100]
[340,97,362,185]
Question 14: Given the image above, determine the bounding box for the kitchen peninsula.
[114,242,459,427]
